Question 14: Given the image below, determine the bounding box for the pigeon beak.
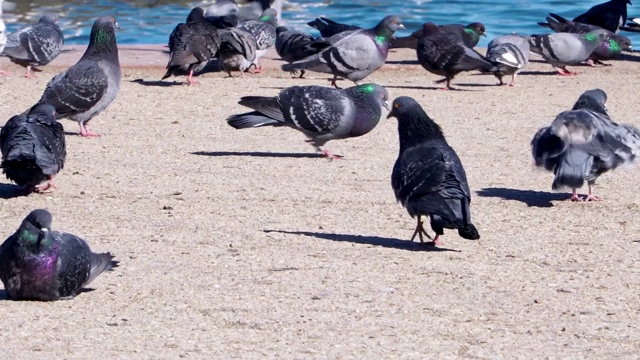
[115,21,120,30]
[399,24,405,29]
[383,100,390,111]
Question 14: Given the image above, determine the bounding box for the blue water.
[4,0,640,47]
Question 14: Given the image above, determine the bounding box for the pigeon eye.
[394,103,400,108]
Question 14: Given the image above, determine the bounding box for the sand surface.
[0,46,639,359]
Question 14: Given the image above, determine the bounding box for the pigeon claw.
[410,217,439,245]
[79,123,102,138]
[35,176,57,193]
[321,149,344,160]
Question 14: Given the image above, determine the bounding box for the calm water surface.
[3,0,640,47]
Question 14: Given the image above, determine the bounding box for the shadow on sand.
[192,151,324,159]
[476,187,567,207]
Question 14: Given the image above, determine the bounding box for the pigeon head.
[18,209,54,250]
[388,97,445,150]
[28,104,57,118]
[40,14,59,25]
[186,7,205,23]
[572,89,608,115]
[466,22,486,37]
[258,8,278,26]
[373,15,404,42]
[582,29,610,43]
[349,84,389,110]
[421,22,441,36]
[85,16,119,58]
[611,35,632,51]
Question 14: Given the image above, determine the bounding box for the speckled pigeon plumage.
[237,8,277,71]
[0,209,118,301]
[0,104,65,193]
[2,15,64,78]
[528,29,610,75]
[531,89,640,201]
[28,16,121,138]
[226,83,389,159]
[306,17,361,38]
[388,96,480,246]
[282,16,404,88]
[218,27,257,76]
[573,0,630,33]
[486,34,529,86]
[275,26,329,78]
[416,22,498,90]
[163,7,221,86]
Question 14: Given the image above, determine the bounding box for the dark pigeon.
[282,16,404,88]
[238,8,278,72]
[531,89,640,201]
[0,104,65,193]
[0,209,118,301]
[573,0,630,33]
[529,29,611,75]
[620,17,640,32]
[275,26,329,78]
[226,83,389,159]
[2,14,64,78]
[388,96,480,246]
[204,0,240,29]
[163,7,221,86]
[486,34,530,86]
[27,16,121,138]
[218,27,257,77]
[416,22,498,90]
[307,17,361,38]
[391,22,486,49]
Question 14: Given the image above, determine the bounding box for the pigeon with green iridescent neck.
[0,209,118,301]
[226,83,389,159]
[529,29,610,75]
[388,96,480,246]
[26,16,121,138]
[238,8,278,72]
[282,16,404,88]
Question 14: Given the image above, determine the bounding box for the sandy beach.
[0,46,639,359]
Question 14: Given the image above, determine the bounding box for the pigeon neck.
[84,26,118,61]
[398,110,445,152]
[373,26,394,45]
[350,94,382,136]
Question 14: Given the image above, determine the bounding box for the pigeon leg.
[509,73,518,87]
[556,67,578,76]
[35,175,57,193]
[432,234,443,246]
[585,184,602,202]
[79,123,102,138]
[321,148,344,160]
[186,70,200,86]
[24,66,36,79]
[410,216,433,243]
[566,188,582,202]
[297,70,306,79]
[329,76,341,89]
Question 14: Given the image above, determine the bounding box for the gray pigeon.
[282,16,404,88]
[205,0,240,29]
[0,209,118,301]
[163,7,221,85]
[388,96,480,246]
[486,34,530,86]
[391,22,486,49]
[416,22,498,90]
[0,104,65,193]
[528,29,610,75]
[573,0,630,33]
[238,8,278,72]
[27,16,121,137]
[226,83,389,159]
[218,27,257,77]
[2,15,64,78]
[531,89,640,201]
[275,26,329,78]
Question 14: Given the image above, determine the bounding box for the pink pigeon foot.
[0,70,9,76]
[432,234,443,246]
[186,70,200,86]
[322,149,344,160]
[35,176,57,193]
[79,123,101,138]
[557,68,578,76]
[24,67,36,79]
[566,189,581,202]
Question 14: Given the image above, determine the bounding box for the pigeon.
[0,209,118,301]
[307,17,361,38]
[205,0,240,29]
[282,16,404,88]
[531,89,640,201]
[0,104,65,193]
[573,0,630,33]
[226,83,389,159]
[621,17,640,32]
[391,22,486,49]
[416,22,498,90]
[0,0,7,75]
[2,15,64,78]
[218,27,257,77]
[163,7,221,86]
[485,34,530,86]
[26,16,121,138]
[237,8,278,72]
[528,29,611,75]
[388,96,480,246]
[275,26,329,78]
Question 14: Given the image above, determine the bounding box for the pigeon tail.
[458,224,480,240]
[552,148,592,190]
[227,112,282,129]
[85,252,118,287]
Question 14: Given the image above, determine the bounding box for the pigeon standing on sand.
[238,8,278,72]
[391,22,486,49]
[226,83,389,159]
[416,22,498,90]
[528,29,611,75]
[0,209,118,301]
[388,96,480,246]
[218,27,257,76]
[0,104,65,193]
[531,89,640,201]
[163,7,221,86]
[27,16,121,138]
[306,17,361,38]
[573,0,630,33]
[2,15,64,78]
[282,16,404,88]
[486,34,530,86]
[275,26,329,78]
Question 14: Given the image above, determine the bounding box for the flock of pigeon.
[0,0,638,301]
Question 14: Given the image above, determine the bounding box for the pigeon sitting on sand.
[27,16,121,137]
[275,26,329,78]
[416,22,498,90]
[486,34,530,86]
[226,83,389,159]
[218,27,257,77]
[282,16,404,88]
[2,15,64,78]
[388,96,480,246]
[237,8,278,72]
[0,104,65,193]
[529,29,610,75]
[0,209,118,301]
[531,89,640,201]
[163,7,221,86]
[573,0,630,33]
